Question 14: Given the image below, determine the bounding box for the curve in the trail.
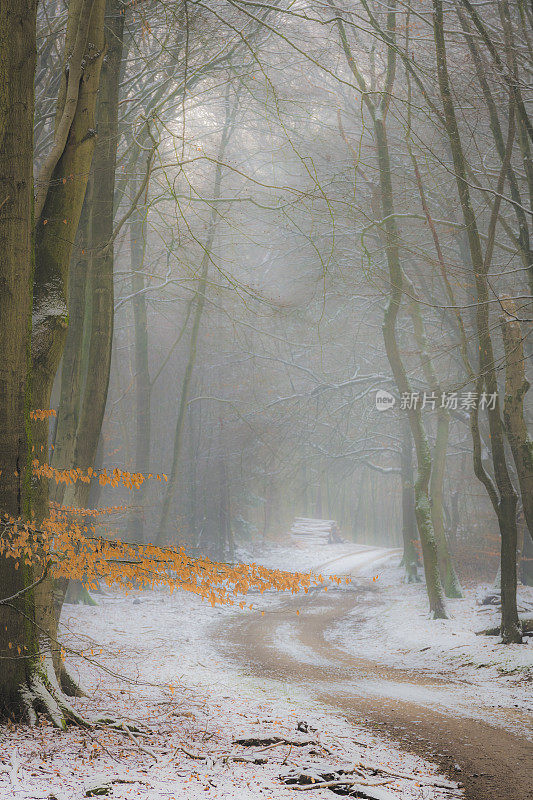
[217,546,533,800]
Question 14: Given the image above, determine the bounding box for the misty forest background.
[0,0,532,724]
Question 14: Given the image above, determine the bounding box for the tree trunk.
[522,526,533,587]
[374,110,447,617]
[430,409,462,596]
[333,4,446,616]
[156,254,211,543]
[216,420,233,560]
[128,200,151,543]
[433,0,521,641]
[157,93,236,543]
[0,0,40,721]
[50,192,91,506]
[31,0,107,704]
[187,403,199,542]
[263,476,275,540]
[400,417,419,582]
[0,0,86,723]
[500,298,533,586]
[404,280,462,598]
[61,0,125,511]
[32,0,106,517]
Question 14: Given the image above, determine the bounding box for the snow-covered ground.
[235,541,378,575]
[342,557,533,671]
[2,540,531,799]
[0,543,465,800]
[245,541,533,677]
[325,556,533,731]
[241,541,533,733]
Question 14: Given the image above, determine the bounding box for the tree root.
[284,777,395,796]
[281,767,398,798]
[476,616,533,637]
[20,643,89,729]
[96,717,145,734]
[58,661,87,698]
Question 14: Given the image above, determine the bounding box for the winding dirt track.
[217,547,533,800]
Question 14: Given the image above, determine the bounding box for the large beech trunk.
[50,194,91,506]
[0,0,40,720]
[30,0,107,716]
[32,0,106,510]
[50,0,126,638]
[0,0,86,724]
[61,0,125,511]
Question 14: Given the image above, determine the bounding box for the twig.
[234,736,315,748]
[174,746,208,761]
[120,722,158,761]
[220,753,268,765]
[360,762,459,790]
[253,741,290,753]
[173,746,267,765]
[0,562,50,605]
[286,777,392,791]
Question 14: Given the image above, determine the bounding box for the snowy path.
[217,545,533,800]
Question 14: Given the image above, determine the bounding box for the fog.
[32,0,531,616]
[1,0,532,791]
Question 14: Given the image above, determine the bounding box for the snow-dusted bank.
[325,556,533,729]
[251,542,532,731]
